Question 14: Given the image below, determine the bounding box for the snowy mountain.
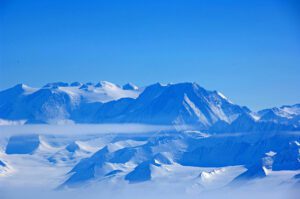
[258,104,300,128]
[209,112,298,133]
[0,125,299,198]
[0,81,299,133]
[52,129,299,188]
[93,82,249,129]
[0,81,141,124]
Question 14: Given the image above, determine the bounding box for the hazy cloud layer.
[0,124,191,138]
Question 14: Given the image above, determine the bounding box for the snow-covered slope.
[55,129,300,188]
[93,82,250,129]
[209,112,298,133]
[0,126,299,198]
[258,104,300,128]
[0,81,141,124]
[0,81,299,133]
[5,134,40,154]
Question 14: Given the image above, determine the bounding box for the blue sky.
[0,0,299,110]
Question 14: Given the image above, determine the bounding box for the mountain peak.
[15,83,29,89]
[1,81,299,131]
[3,83,35,95]
[123,83,139,90]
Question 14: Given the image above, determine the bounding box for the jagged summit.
[111,81,248,127]
[259,104,300,121]
[0,81,299,132]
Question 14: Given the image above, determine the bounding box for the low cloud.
[0,124,191,138]
[1,183,299,199]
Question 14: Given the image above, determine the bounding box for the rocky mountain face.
[0,81,299,132]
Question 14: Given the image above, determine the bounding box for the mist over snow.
[2,0,300,197]
[1,82,300,134]
[0,124,299,199]
[0,124,185,137]
[0,82,299,199]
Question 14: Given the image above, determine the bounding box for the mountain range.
[1,128,299,192]
[0,82,299,196]
[0,81,299,132]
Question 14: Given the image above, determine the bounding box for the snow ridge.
[0,81,299,132]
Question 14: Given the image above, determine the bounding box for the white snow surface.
[54,81,141,103]
[0,125,299,199]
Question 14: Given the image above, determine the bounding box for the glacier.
[0,81,299,199]
[0,81,299,132]
[0,126,299,199]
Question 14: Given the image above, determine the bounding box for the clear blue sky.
[0,0,299,110]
